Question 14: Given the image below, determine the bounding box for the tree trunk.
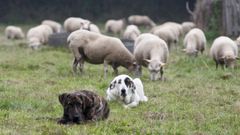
[192,0,240,37]
[192,0,214,31]
[222,0,240,37]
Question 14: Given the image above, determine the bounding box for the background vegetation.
[0,0,196,24]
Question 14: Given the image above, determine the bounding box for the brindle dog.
[58,90,110,124]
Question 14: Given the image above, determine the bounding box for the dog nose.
[121,89,126,97]
[121,89,126,94]
[73,116,80,123]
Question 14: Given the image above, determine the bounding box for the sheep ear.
[160,62,166,67]
[80,22,84,26]
[144,59,151,65]
[133,61,137,66]
[220,56,225,60]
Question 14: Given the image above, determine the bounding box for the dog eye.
[110,84,115,89]
[118,79,122,84]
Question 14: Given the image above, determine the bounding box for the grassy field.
[0,25,240,135]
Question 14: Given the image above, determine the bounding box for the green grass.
[0,25,240,135]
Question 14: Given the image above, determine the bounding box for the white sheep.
[235,36,240,51]
[128,15,156,28]
[123,25,141,41]
[151,25,177,50]
[154,22,183,38]
[27,24,53,49]
[183,28,206,56]
[63,17,90,32]
[105,19,125,35]
[67,30,136,77]
[182,22,196,35]
[134,33,169,81]
[210,36,239,69]
[42,20,62,33]
[5,26,25,39]
[79,22,101,33]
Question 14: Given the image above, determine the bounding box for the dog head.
[109,75,136,104]
[58,92,90,124]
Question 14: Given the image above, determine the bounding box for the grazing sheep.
[128,15,156,28]
[182,21,196,35]
[134,33,169,81]
[235,36,240,51]
[5,26,24,39]
[183,28,206,56]
[210,36,239,69]
[42,20,62,33]
[27,25,53,49]
[150,22,183,50]
[64,17,90,32]
[151,26,177,50]
[105,19,125,35]
[67,30,136,77]
[123,25,141,41]
[152,22,183,38]
[79,23,101,33]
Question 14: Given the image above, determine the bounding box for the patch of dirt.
[220,73,233,80]
[144,111,167,121]
[44,80,57,85]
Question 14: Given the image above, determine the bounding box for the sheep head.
[144,59,165,81]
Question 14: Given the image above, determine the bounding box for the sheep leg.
[72,58,78,75]
[135,64,142,77]
[79,59,84,73]
[71,47,84,74]
[104,60,109,78]
[160,67,164,81]
[111,63,118,75]
[215,62,218,69]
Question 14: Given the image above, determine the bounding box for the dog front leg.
[106,90,117,101]
[58,113,70,124]
[124,101,139,108]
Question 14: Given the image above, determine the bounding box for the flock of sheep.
[4,15,240,80]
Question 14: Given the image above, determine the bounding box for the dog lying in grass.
[58,90,110,124]
[106,74,148,108]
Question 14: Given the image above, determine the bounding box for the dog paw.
[123,105,130,109]
[142,96,148,102]
[57,119,68,124]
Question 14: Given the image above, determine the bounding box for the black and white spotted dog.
[106,74,148,108]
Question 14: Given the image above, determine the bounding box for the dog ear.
[124,77,135,89]
[109,80,117,90]
[59,93,68,106]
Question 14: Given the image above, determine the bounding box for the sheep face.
[127,62,137,73]
[222,55,237,69]
[28,38,41,50]
[145,59,163,81]
[185,49,198,57]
